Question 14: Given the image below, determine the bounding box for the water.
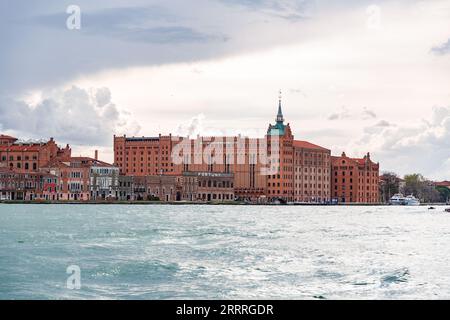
[1,204,450,300]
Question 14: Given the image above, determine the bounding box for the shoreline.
[0,200,448,206]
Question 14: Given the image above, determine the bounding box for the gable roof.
[0,134,17,140]
[293,140,329,151]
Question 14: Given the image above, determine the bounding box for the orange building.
[293,141,331,203]
[0,136,71,173]
[113,134,179,176]
[331,152,380,203]
[43,156,119,201]
[114,95,338,203]
[265,99,294,202]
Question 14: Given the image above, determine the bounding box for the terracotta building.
[42,156,119,201]
[293,141,331,203]
[113,95,340,203]
[331,152,380,203]
[0,136,71,173]
[0,167,58,201]
[266,99,294,202]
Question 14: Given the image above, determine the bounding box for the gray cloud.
[354,106,450,179]
[0,1,234,95]
[374,120,391,127]
[0,86,140,146]
[431,38,450,55]
[328,106,350,120]
[33,6,226,44]
[328,106,377,121]
[362,107,377,119]
[220,0,315,21]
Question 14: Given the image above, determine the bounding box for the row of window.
[1,155,38,161]
[7,162,38,170]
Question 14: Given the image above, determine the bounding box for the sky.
[1,0,450,180]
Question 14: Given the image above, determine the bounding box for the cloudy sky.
[1,0,450,179]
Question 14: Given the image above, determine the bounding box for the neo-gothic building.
[114,96,346,203]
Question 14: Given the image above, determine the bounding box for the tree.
[379,172,400,203]
[436,186,450,203]
[403,173,441,203]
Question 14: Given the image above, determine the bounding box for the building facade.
[293,141,331,203]
[1,95,381,204]
[113,96,343,203]
[0,136,71,173]
[331,152,380,203]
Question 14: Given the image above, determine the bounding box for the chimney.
[94,150,98,160]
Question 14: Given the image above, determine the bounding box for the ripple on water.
[380,268,410,287]
[90,260,180,282]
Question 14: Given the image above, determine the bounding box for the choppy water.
[1,204,450,299]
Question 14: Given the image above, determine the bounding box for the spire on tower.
[276,89,284,123]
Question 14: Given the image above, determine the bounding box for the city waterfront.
[1,204,450,299]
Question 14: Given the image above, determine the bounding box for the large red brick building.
[0,135,71,172]
[331,152,380,203]
[114,96,345,203]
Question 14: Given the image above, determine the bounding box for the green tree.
[436,186,450,203]
[403,174,441,203]
[380,172,400,203]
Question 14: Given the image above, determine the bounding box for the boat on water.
[389,193,406,205]
[389,193,421,206]
[404,195,420,206]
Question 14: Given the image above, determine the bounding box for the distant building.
[182,172,234,202]
[293,141,331,203]
[0,167,58,201]
[331,152,380,203]
[89,158,120,200]
[114,94,334,203]
[0,135,71,173]
[42,155,119,201]
[435,181,450,190]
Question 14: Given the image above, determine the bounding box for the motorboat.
[389,193,406,205]
[404,195,420,206]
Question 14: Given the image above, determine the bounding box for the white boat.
[389,193,406,205]
[404,195,420,206]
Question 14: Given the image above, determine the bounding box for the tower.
[266,90,294,202]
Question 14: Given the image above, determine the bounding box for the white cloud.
[0,86,140,146]
[347,106,450,179]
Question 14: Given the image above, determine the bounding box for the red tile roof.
[293,140,329,151]
[0,134,17,140]
[0,145,43,152]
[435,181,450,187]
[70,157,115,167]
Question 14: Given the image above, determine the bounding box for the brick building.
[113,95,344,203]
[331,152,380,203]
[0,136,71,173]
[293,141,331,203]
[0,167,58,201]
[42,156,119,201]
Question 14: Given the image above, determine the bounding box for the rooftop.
[293,140,329,151]
[0,134,17,140]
